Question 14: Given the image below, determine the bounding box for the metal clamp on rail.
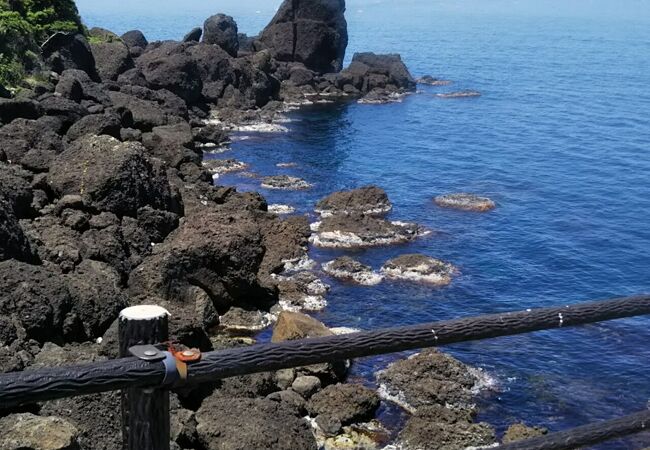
[128,343,202,387]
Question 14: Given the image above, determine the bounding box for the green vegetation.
[0,0,84,88]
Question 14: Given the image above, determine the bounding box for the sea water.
[78,1,650,446]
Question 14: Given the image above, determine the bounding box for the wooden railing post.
[118,305,170,450]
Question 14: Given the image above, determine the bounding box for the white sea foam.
[282,255,317,272]
[322,261,384,286]
[234,123,289,133]
[268,204,296,215]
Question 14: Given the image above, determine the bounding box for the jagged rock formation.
[255,0,348,73]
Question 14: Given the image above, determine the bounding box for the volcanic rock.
[121,30,148,49]
[142,121,199,167]
[136,42,203,103]
[65,113,122,141]
[316,185,391,216]
[307,383,380,426]
[322,256,383,285]
[377,349,483,412]
[503,423,548,443]
[203,14,239,57]
[417,75,452,86]
[41,33,99,80]
[0,98,43,123]
[0,413,81,450]
[381,254,457,286]
[434,193,495,211]
[0,118,63,171]
[48,135,176,217]
[0,260,72,342]
[262,175,312,190]
[292,375,322,398]
[273,311,331,343]
[183,27,203,43]
[202,158,248,176]
[256,0,348,73]
[310,214,428,248]
[397,405,496,450]
[436,90,482,98]
[89,34,135,81]
[196,396,317,450]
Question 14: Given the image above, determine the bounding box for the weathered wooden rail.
[0,294,649,450]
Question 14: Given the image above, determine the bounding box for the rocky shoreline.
[0,1,520,449]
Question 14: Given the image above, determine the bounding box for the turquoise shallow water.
[79,1,650,446]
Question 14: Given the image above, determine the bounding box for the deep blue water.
[79,1,650,447]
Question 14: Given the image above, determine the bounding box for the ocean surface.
[78,1,650,447]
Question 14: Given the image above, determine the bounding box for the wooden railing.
[1,295,649,450]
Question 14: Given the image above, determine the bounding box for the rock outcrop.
[203,14,239,57]
[256,0,348,73]
[316,185,392,216]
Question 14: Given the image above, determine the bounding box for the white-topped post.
[119,305,170,450]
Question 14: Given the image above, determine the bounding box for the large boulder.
[141,121,200,167]
[196,396,317,450]
[316,185,392,216]
[0,118,64,171]
[128,207,272,345]
[121,30,148,49]
[89,31,135,81]
[0,98,43,124]
[341,52,416,93]
[0,203,38,263]
[136,42,203,103]
[0,260,73,342]
[41,32,99,80]
[377,349,482,412]
[0,413,81,450]
[397,405,495,450]
[272,311,333,343]
[48,135,176,217]
[203,14,239,56]
[64,259,129,341]
[108,88,187,131]
[307,383,380,426]
[256,0,348,73]
[65,113,122,141]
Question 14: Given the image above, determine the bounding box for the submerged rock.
[381,254,457,286]
[262,175,312,190]
[322,257,383,286]
[434,193,496,212]
[417,75,453,86]
[377,349,487,413]
[268,204,296,215]
[436,90,482,98]
[275,271,330,312]
[0,413,81,450]
[310,214,428,248]
[316,186,392,216]
[202,158,249,176]
[219,306,273,334]
[503,423,548,443]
